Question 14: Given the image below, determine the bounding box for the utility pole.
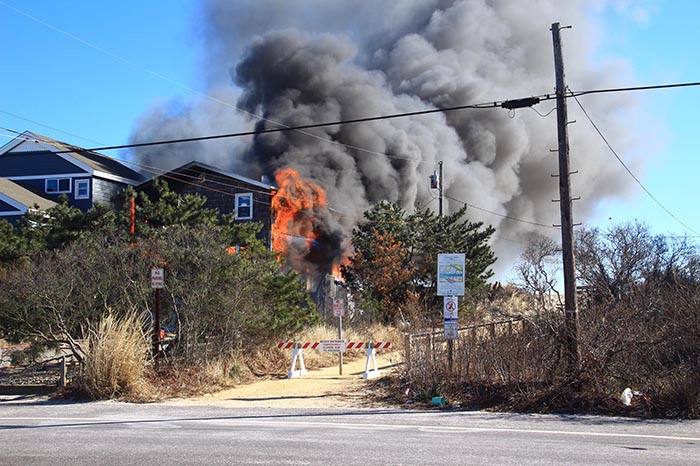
[438,162,453,371]
[438,161,443,216]
[433,161,454,371]
[551,22,581,377]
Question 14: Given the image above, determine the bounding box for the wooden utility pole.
[551,22,581,376]
[435,161,456,372]
[438,161,443,217]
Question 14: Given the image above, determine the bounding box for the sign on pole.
[332,298,345,317]
[319,339,346,353]
[151,268,164,289]
[444,320,458,340]
[437,253,465,296]
[444,296,458,320]
[443,296,459,340]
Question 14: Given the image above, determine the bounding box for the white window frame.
[75,179,90,200]
[45,178,71,194]
[235,193,253,220]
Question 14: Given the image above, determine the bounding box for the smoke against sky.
[130,0,646,276]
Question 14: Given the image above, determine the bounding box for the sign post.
[333,298,345,375]
[437,254,465,372]
[151,268,164,367]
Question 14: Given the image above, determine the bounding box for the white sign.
[332,298,345,317]
[443,296,458,320]
[437,253,465,296]
[444,320,458,340]
[151,268,164,289]
[319,339,346,353]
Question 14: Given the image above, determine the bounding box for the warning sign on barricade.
[319,339,346,353]
[277,340,392,379]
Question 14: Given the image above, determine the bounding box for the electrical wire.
[570,90,700,237]
[570,81,700,98]
[14,81,698,157]
[444,194,556,230]
[34,99,501,156]
[529,106,556,118]
[0,110,105,146]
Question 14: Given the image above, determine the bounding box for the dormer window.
[235,193,253,220]
[45,178,71,194]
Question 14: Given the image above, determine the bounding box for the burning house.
[129,1,643,283]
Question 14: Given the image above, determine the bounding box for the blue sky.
[588,1,700,239]
[1,0,698,245]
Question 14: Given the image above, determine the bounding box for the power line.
[570,81,700,98]
[570,90,700,237]
[16,81,698,157]
[37,99,504,155]
[0,110,105,146]
[444,194,556,230]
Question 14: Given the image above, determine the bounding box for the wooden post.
[59,356,67,389]
[552,22,581,376]
[153,287,161,368]
[405,333,412,373]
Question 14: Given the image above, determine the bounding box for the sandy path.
[164,351,401,409]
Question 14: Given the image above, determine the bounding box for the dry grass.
[75,312,154,401]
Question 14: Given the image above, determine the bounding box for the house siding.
[11,177,95,212]
[0,132,144,220]
[0,199,15,211]
[0,213,23,225]
[0,153,86,177]
[92,178,126,207]
[0,201,23,225]
[148,165,274,248]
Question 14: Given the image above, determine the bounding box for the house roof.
[0,177,57,212]
[0,131,146,184]
[145,160,277,191]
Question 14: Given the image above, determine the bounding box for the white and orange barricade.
[277,340,392,379]
[277,342,318,378]
[346,341,392,379]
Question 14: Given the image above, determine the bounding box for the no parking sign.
[444,296,458,340]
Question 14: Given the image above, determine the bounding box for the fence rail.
[405,317,560,386]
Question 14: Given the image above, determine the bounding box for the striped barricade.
[277,340,392,379]
[277,342,309,378]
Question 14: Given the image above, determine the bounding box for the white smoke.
[130,0,646,277]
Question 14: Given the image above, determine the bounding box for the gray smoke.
[130,0,646,277]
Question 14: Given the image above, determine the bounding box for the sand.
[164,351,401,409]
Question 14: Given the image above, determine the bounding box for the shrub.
[76,312,151,400]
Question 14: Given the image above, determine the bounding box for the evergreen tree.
[342,201,496,324]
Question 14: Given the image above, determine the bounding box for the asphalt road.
[0,397,699,465]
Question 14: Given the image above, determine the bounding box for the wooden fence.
[405,318,561,386]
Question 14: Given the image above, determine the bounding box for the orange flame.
[331,255,350,280]
[271,168,327,265]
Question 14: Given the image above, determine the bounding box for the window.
[235,193,253,220]
[75,179,90,199]
[45,178,71,194]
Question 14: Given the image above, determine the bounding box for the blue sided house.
[0,131,146,213]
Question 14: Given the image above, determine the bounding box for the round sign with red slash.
[443,296,458,320]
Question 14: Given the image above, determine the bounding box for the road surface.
[0,399,698,465]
